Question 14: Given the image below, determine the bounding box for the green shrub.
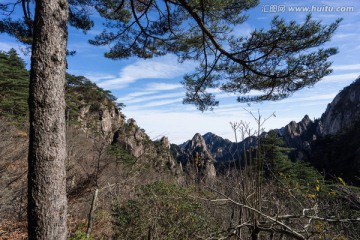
[69,230,92,240]
[112,181,217,240]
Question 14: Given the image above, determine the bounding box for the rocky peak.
[78,103,124,141]
[182,133,216,180]
[278,115,316,146]
[127,118,137,126]
[283,115,312,137]
[159,136,170,149]
[185,133,214,164]
[275,115,319,160]
[301,114,312,126]
[320,77,360,136]
[113,118,148,158]
[188,133,208,151]
[113,118,179,175]
[202,132,235,162]
[203,132,232,146]
[203,132,223,142]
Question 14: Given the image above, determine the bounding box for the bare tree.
[196,110,360,240]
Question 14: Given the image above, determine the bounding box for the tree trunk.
[27,0,69,239]
[86,188,99,239]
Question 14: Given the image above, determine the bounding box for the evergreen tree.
[260,130,291,179]
[260,131,323,194]
[0,49,29,121]
[0,50,121,124]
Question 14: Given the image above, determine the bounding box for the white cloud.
[332,64,360,71]
[280,93,338,103]
[141,98,183,108]
[338,23,358,30]
[123,92,185,105]
[321,0,359,6]
[118,91,158,102]
[84,73,117,82]
[0,42,17,51]
[146,82,182,91]
[207,88,222,94]
[333,33,359,40]
[117,82,183,104]
[98,55,195,89]
[323,73,360,83]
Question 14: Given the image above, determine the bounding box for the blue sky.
[1,0,360,144]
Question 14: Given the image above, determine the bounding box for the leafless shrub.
[194,110,360,240]
[0,119,28,222]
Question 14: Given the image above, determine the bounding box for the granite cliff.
[320,78,360,136]
[172,133,216,182]
[112,118,179,174]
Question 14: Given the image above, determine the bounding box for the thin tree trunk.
[27,0,69,239]
[86,188,99,239]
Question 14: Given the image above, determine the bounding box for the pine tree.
[90,0,341,110]
[0,49,29,121]
[260,130,291,179]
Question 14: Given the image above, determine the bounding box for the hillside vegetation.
[0,49,123,125]
[0,49,29,122]
[1,50,360,239]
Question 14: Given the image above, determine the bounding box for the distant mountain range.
[171,77,360,184]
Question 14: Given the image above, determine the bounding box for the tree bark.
[27,0,69,239]
[86,188,99,239]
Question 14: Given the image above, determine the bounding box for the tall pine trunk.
[28,0,68,239]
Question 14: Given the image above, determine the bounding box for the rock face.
[202,132,235,162]
[99,106,124,137]
[320,78,360,136]
[274,77,360,162]
[78,103,179,176]
[266,78,360,183]
[78,103,124,141]
[275,115,319,160]
[174,133,216,182]
[113,118,147,158]
[172,131,258,176]
[306,78,360,184]
[112,118,179,174]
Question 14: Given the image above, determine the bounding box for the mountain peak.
[189,133,208,151]
[302,114,311,124]
[321,77,360,136]
[203,132,217,138]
